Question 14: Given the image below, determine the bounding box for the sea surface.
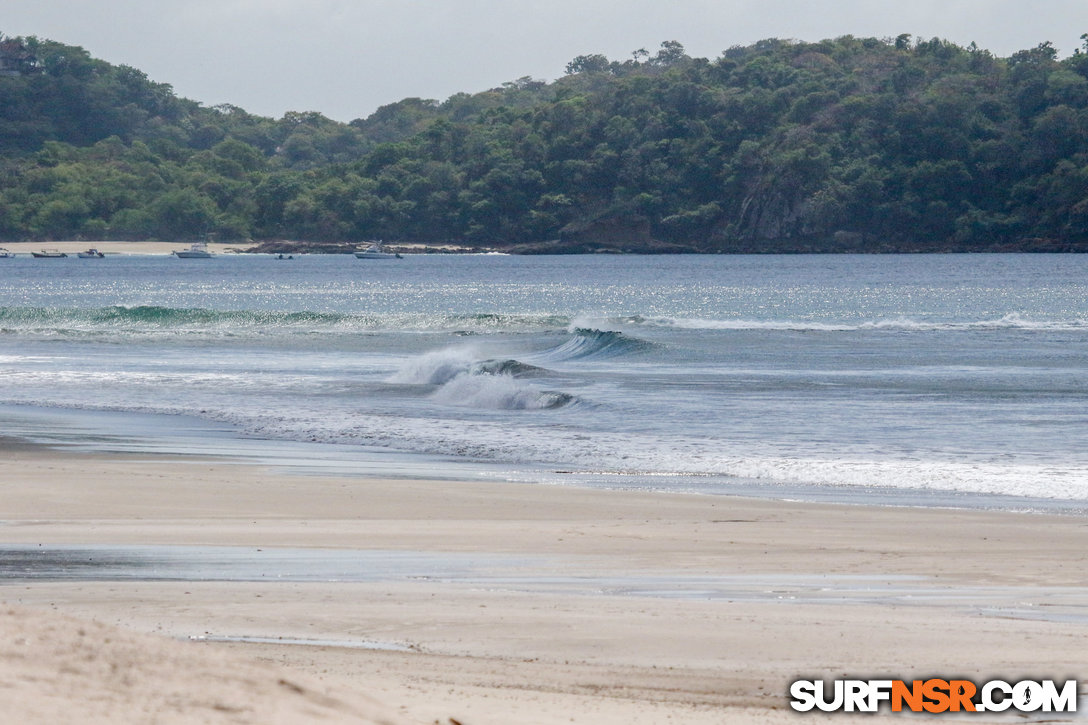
[2,252,1087,511]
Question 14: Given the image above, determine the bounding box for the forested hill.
[3,33,1088,252]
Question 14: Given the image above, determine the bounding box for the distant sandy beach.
[1,241,245,255]
[0,241,475,255]
[2,442,1087,723]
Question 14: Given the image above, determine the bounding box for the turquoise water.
[2,253,1087,507]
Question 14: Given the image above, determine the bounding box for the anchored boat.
[173,242,214,258]
[354,243,401,259]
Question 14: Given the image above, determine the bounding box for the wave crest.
[431,374,574,410]
[470,359,549,377]
[609,313,1088,332]
[388,347,573,410]
[387,349,550,385]
[386,348,479,385]
[0,306,572,339]
[538,328,655,361]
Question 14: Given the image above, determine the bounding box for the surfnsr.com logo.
[789,678,1078,713]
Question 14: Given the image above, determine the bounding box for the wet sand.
[2,443,1087,723]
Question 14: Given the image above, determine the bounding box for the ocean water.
[1,252,1087,509]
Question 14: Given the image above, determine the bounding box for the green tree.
[148,188,217,239]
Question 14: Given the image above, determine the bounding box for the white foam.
[567,313,611,332]
[385,346,479,384]
[12,385,1079,501]
[231,406,1088,501]
[383,346,572,410]
[613,313,1088,332]
[430,373,566,410]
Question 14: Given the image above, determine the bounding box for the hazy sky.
[4,1,1088,122]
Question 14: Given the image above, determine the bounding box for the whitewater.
[1,252,1086,509]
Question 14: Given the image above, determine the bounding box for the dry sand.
[1,444,1087,723]
[0,605,406,724]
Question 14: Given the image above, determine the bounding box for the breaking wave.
[470,359,549,377]
[536,328,655,362]
[386,348,549,385]
[430,374,575,410]
[386,348,480,385]
[387,347,573,411]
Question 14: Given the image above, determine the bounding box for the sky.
[3,1,1088,123]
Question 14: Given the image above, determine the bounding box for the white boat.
[31,249,67,258]
[173,242,214,258]
[77,248,105,258]
[0,248,13,258]
[354,243,401,259]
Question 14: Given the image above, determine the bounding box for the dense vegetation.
[3,32,1088,251]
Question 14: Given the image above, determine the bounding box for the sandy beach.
[1,443,1086,723]
[1,240,247,256]
[0,240,474,255]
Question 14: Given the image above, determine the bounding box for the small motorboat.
[354,243,401,259]
[173,242,214,258]
[0,248,13,258]
[31,249,68,258]
[77,248,105,258]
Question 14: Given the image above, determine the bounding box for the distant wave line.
[589,313,1088,332]
[0,306,572,336]
[2,306,1085,338]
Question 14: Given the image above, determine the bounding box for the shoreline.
[0,240,244,256]
[0,240,484,255]
[3,401,1086,516]
[2,443,1087,722]
[6,241,1088,258]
